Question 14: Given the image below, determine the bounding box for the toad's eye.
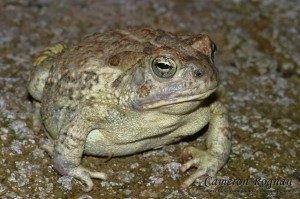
[151,56,177,78]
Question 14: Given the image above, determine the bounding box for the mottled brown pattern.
[108,55,120,66]
[137,82,153,97]
[27,27,229,192]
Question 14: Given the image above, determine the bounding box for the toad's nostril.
[194,69,204,78]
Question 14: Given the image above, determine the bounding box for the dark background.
[0,0,299,198]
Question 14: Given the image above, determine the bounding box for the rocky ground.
[0,0,299,198]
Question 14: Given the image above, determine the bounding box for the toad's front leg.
[51,106,108,192]
[180,101,231,189]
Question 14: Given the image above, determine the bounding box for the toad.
[28,27,231,191]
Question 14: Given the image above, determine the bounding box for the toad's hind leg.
[32,101,43,133]
[27,43,67,101]
[29,43,67,132]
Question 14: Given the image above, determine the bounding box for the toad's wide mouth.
[131,86,217,110]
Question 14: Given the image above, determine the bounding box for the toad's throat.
[132,87,217,110]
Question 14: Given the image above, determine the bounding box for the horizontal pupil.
[156,62,171,70]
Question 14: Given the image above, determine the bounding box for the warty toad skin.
[27,26,231,191]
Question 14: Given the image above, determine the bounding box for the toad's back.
[49,26,200,73]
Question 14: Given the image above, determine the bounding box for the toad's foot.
[41,138,107,192]
[179,146,225,190]
[40,137,54,155]
[68,166,107,192]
